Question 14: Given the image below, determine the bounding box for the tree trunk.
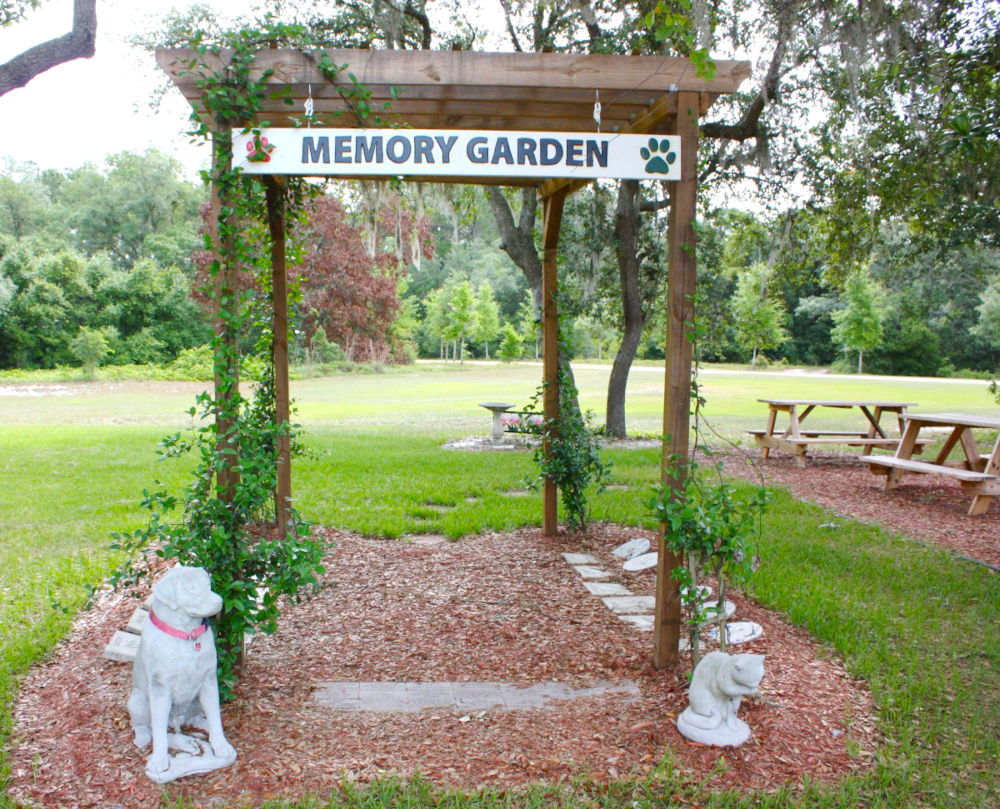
[752,346,758,369]
[606,180,646,439]
[486,185,581,418]
[858,349,863,374]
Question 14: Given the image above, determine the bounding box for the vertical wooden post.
[264,176,292,534]
[541,189,566,536]
[653,93,700,669]
[210,129,239,503]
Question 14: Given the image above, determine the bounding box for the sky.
[0,0,243,178]
[0,0,509,180]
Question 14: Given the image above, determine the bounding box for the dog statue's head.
[153,566,223,619]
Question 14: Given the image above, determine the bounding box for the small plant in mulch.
[649,458,768,666]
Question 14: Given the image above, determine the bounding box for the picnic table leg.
[958,427,985,472]
[968,433,1000,515]
[860,405,882,455]
[883,420,923,490]
[933,427,964,466]
[762,406,778,459]
[786,406,810,468]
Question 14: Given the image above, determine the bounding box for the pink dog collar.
[149,609,209,650]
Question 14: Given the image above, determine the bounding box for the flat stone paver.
[312,680,639,712]
[572,565,612,579]
[562,552,598,565]
[126,606,148,635]
[583,581,632,596]
[103,630,141,662]
[617,614,654,631]
[601,595,656,614]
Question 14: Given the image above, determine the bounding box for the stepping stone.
[312,680,640,712]
[601,595,656,614]
[706,621,763,644]
[618,614,654,631]
[612,538,650,559]
[623,551,657,571]
[700,599,737,623]
[126,606,149,635]
[572,565,611,579]
[583,581,632,596]
[103,630,141,662]
[562,552,598,565]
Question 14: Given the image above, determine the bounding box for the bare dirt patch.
[8,526,876,808]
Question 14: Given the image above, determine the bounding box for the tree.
[445,279,476,362]
[471,281,500,359]
[831,267,887,374]
[498,323,523,362]
[972,277,1000,357]
[812,1,1000,254]
[422,287,451,359]
[70,324,115,376]
[0,0,97,97]
[730,262,789,369]
[57,150,204,270]
[296,195,407,364]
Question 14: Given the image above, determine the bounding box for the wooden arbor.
[157,48,749,668]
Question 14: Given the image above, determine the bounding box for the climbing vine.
[648,337,768,667]
[113,19,386,695]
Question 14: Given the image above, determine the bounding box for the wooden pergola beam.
[158,48,750,97]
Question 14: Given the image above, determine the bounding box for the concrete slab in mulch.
[601,595,656,614]
[103,630,140,662]
[406,534,448,546]
[572,565,612,579]
[312,680,640,713]
[617,614,654,631]
[562,552,598,565]
[126,606,148,635]
[583,581,632,596]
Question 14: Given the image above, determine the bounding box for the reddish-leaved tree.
[298,195,431,363]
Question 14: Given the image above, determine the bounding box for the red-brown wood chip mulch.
[8,524,879,809]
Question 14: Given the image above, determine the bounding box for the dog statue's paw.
[211,738,237,763]
[168,732,203,755]
[132,726,152,749]
[146,752,171,776]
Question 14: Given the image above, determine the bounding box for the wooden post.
[263,176,293,534]
[209,129,239,503]
[541,189,566,536]
[653,93,700,669]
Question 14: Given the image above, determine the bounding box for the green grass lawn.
[0,363,998,808]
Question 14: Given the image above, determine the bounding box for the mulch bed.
[8,524,878,809]
[717,448,1000,570]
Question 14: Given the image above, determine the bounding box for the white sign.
[232,128,681,181]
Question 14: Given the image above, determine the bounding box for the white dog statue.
[128,565,237,783]
[676,651,765,747]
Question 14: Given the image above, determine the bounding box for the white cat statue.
[676,651,765,747]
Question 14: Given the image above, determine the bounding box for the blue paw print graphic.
[641,137,676,174]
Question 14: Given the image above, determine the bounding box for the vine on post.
[522,317,610,531]
[648,341,769,668]
[112,20,383,696]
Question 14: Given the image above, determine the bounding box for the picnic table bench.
[861,412,1000,515]
[750,399,930,467]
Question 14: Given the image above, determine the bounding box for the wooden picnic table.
[860,412,1000,515]
[749,399,923,467]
